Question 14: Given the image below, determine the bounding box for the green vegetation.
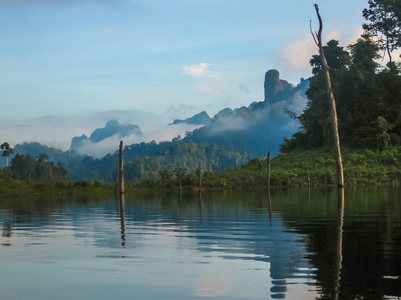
[121,146,401,190]
[1,146,401,193]
[1,142,14,167]
[363,0,401,62]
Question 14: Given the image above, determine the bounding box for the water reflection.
[267,188,272,226]
[0,188,400,300]
[119,193,126,247]
[334,188,344,300]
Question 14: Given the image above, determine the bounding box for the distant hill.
[70,119,143,152]
[185,70,309,157]
[169,111,211,126]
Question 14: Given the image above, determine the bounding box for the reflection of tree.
[278,187,401,300]
[267,188,272,226]
[334,188,344,300]
[1,188,400,299]
[119,194,126,247]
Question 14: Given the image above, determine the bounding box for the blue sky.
[0,0,368,150]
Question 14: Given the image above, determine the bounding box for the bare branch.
[310,20,319,46]
[314,4,331,70]
[314,4,323,42]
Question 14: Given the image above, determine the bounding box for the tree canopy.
[363,0,401,61]
[1,142,14,167]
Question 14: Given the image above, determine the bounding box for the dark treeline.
[0,153,67,182]
[67,141,249,182]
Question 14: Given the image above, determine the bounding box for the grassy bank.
[0,178,118,196]
[132,147,401,189]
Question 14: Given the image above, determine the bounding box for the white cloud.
[74,133,143,158]
[183,63,209,77]
[276,34,316,71]
[326,30,342,42]
[146,123,203,143]
[276,29,364,73]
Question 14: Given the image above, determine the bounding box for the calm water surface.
[1,187,400,299]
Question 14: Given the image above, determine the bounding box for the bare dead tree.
[311,4,344,187]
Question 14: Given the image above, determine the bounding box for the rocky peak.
[264,69,293,103]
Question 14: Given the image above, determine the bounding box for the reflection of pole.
[199,161,202,191]
[267,151,271,188]
[267,188,272,226]
[119,193,126,247]
[334,187,344,300]
[119,141,124,194]
[198,191,203,216]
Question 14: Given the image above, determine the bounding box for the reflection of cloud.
[194,275,233,297]
[183,63,209,77]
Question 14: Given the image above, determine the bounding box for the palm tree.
[1,142,14,167]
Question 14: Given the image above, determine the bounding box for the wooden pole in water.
[267,151,271,189]
[119,141,124,194]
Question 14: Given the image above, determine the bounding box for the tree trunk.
[313,4,344,187]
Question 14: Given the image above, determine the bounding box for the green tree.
[1,142,14,167]
[373,116,395,150]
[296,40,350,148]
[35,153,50,180]
[363,0,401,62]
[175,167,187,191]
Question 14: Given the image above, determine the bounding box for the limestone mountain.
[184,70,309,157]
[70,119,143,151]
[169,111,211,126]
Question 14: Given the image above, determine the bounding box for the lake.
[1,187,400,299]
